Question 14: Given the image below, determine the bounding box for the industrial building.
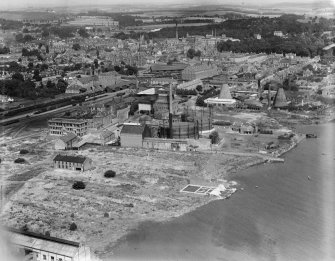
[181,64,219,81]
[7,227,91,261]
[48,118,88,137]
[153,92,178,118]
[120,123,148,148]
[67,16,119,29]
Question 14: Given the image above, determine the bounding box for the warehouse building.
[120,123,147,148]
[181,64,219,81]
[7,227,91,261]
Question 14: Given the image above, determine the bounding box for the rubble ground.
[0,135,261,259]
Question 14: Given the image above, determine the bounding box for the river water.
[112,122,335,261]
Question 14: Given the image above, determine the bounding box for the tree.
[209,131,219,144]
[19,149,29,154]
[72,181,85,190]
[12,72,24,82]
[126,65,138,76]
[94,59,99,69]
[42,30,50,38]
[8,61,22,72]
[196,96,205,106]
[33,69,42,82]
[14,158,26,164]
[187,48,196,59]
[40,63,48,71]
[104,170,116,178]
[129,102,139,115]
[196,85,202,92]
[72,43,81,51]
[69,222,77,231]
[78,28,89,38]
[195,50,201,57]
[0,46,10,54]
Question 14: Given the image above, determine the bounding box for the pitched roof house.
[53,154,93,172]
[54,133,79,150]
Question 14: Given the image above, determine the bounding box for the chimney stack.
[169,82,173,139]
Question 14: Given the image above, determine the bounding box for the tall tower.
[169,82,173,139]
[175,20,178,40]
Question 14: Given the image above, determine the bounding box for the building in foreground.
[48,118,88,137]
[7,227,91,261]
[53,154,93,172]
[54,133,79,150]
[120,123,147,148]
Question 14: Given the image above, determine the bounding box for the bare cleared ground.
[0,129,261,259]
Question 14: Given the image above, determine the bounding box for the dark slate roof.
[121,124,145,135]
[7,227,80,247]
[53,154,87,164]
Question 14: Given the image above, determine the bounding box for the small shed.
[54,133,78,150]
[53,154,93,172]
[240,125,255,135]
[99,130,114,145]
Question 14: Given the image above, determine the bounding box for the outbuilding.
[53,154,93,172]
[54,133,79,150]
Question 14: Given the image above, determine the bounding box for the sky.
[0,0,332,10]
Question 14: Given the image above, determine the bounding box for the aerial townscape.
[0,1,335,261]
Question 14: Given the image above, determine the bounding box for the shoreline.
[0,116,310,260]
[106,136,306,259]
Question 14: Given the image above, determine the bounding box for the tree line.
[113,14,333,57]
[0,73,68,99]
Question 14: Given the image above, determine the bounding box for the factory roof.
[7,227,80,258]
[150,63,188,72]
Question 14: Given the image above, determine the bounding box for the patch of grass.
[7,168,45,182]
